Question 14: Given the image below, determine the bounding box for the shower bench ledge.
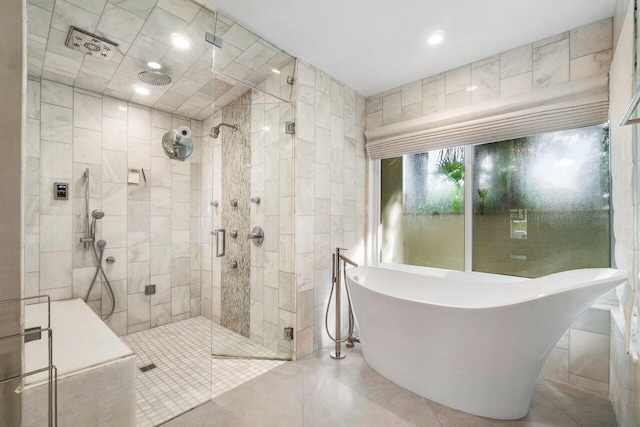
[21,298,136,427]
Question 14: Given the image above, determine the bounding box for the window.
[380,148,465,270]
[378,124,611,278]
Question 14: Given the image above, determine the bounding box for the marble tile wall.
[610,314,640,426]
[25,78,203,336]
[201,91,296,358]
[201,57,365,360]
[294,60,367,358]
[199,47,296,357]
[248,89,296,357]
[541,308,612,395]
[366,18,613,129]
[609,0,640,423]
[220,93,251,337]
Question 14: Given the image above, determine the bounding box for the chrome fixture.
[205,31,223,48]
[326,247,358,359]
[162,126,193,161]
[83,169,91,250]
[248,226,264,246]
[621,85,640,126]
[285,121,295,135]
[81,210,117,319]
[250,197,261,204]
[106,256,116,264]
[137,69,172,86]
[230,261,238,269]
[65,26,118,61]
[230,229,238,238]
[230,198,238,207]
[210,200,219,207]
[209,123,238,139]
[212,228,226,257]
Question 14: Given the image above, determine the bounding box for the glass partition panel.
[210,12,295,104]
[203,85,294,361]
[472,124,611,277]
[380,148,465,270]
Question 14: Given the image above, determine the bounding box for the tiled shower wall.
[25,78,203,336]
[201,89,297,358]
[363,19,614,394]
[220,93,251,337]
[294,60,367,357]
[366,18,613,128]
[201,57,297,358]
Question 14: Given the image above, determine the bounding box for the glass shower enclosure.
[201,12,296,360]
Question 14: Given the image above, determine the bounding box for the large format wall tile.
[25,80,203,335]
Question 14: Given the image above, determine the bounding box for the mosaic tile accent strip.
[122,316,284,426]
[221,92,252,337]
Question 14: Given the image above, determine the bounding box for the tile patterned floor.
[121,316,285,427]
[166,346,619,427]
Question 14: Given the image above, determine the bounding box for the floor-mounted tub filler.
[346,266,627,420]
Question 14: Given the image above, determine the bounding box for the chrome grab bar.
[213,228,226,257]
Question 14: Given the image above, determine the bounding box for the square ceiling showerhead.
[65,26,119,61]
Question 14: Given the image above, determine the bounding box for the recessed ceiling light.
[133,85,149,95]
[466,85,477,92]
[271,68,281,74]
[427,31,445,46]
[170,33,191,49]
[147,61,162,70]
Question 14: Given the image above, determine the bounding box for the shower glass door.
[202,12,295,362]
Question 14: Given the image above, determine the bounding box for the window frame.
[368,127,612,277]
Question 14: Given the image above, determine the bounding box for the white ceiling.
[204,0,617,96]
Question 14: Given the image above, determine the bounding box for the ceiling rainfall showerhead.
[65,26,119,61]
[137,70,172,86]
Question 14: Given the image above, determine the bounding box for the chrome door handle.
[213,228,226,257]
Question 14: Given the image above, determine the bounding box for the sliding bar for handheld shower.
[84,168,90,250]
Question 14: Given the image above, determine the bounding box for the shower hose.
[324,257,355,343]
[84,240,116,318]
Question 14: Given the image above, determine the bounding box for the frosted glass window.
[472,124,610,277]
[380,148,465,270]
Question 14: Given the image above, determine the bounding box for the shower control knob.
[248,226,264,246]
[106,256,116,264]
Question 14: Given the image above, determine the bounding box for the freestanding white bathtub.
[346,265,627,420]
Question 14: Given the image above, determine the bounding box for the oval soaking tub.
[345,266,626,420]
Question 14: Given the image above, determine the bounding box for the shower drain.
[139,363,156,372]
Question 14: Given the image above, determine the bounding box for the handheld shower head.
[92,209,105,219]
[90,209,105,237]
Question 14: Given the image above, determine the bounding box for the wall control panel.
[53,182,68,200]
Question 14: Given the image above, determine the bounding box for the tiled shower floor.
[121,316,285,427]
